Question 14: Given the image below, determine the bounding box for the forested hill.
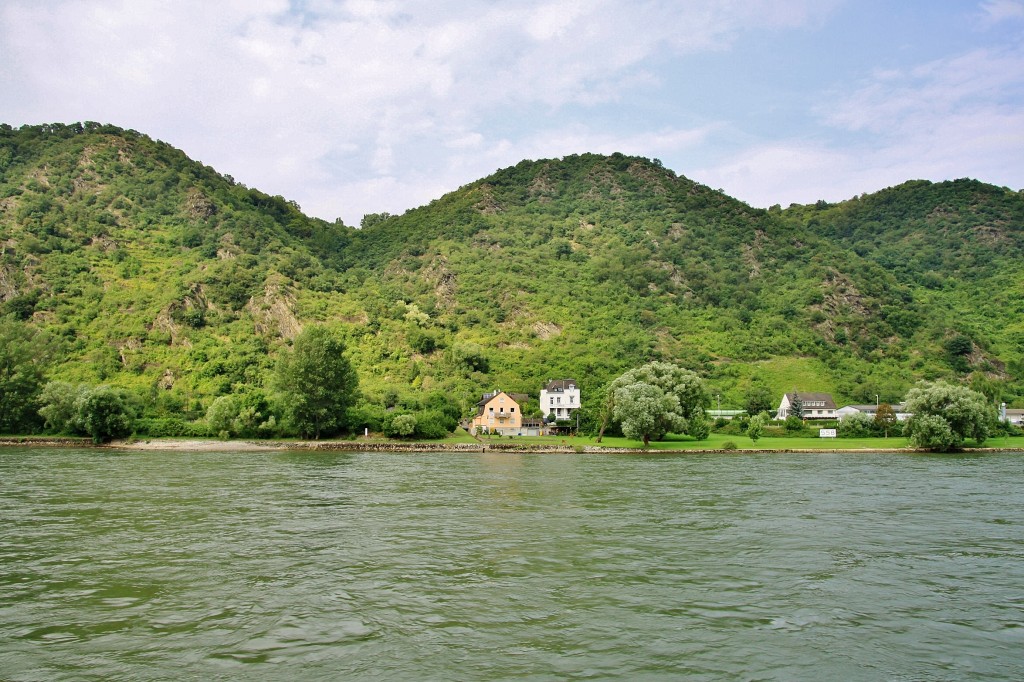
[2,123,1023,430]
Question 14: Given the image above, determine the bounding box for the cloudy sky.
[2,0,1022,225]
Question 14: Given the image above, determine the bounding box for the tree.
[0,318,51,433]
[788,391,803,420]
[273,326,359,439]
[38,381,89,433]
[688,412,711,441]
[838,412,874,438]
[206,395,239,438]
[874,403,898,437]
[747,412,767,444]
[612,382,685,446]
[601,361,709,444]
[944,334,973,373]
[744,384,774,417]
[385,413,417,438]
[905,414,956,451]
[903,381,991,451]
[76,386,137,443]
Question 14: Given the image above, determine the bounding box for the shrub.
[413,410,452,439]
[77,386,137,443]
[206,395,239,436]
[688,413,711,441]
[384,413,417,438]
[134,417,209,438]
[837,412,875,438]
[347,402,389,433]
[722,441,738,451]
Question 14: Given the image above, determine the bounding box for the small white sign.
[819,428,837,438]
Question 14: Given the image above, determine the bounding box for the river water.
[1,448,1022,681]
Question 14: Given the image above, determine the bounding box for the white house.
[1000,404,1024,426]
[837,403,912,422]
[777,392,837,420]
[540,379,580,421]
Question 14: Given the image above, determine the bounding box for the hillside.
[0,123,352,416]
[1,123,1022,433]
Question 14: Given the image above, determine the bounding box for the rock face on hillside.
[2,123,1023,409]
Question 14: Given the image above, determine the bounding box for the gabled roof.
[543,379,578,392]
[840,403,908,412]
[475,391,528,415]
[787,392,837,409]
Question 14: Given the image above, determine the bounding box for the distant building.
[471,390,530,436]
[1001,405,1024,426]
[777,392,837,420]
[837,403,912,422]
[707,409,746,420]
[540,379,580,421]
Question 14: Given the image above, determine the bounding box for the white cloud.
[978,0,1024,25]
[7,0,1018,228]
[700,44,1024,207]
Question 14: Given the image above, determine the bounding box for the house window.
[550,398,555,405]
[510,407,515,413]
[500,396,505,403]
[489,407,494,413]
[557,397,561,404]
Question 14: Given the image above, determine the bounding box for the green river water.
[1,448,1022,680]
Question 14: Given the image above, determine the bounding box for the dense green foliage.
[0,318,51,432]
[903,381,992,450]
[747,413,767,444]
[603,362,710,444]
[1,122,1023,437]
[37,381,138,442]
[273,326,358,439]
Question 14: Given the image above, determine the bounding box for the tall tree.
[76,386,137,444]
[0,318,51,434]
[874,403,898,438]
[903,381,991,451]
[612,382,685,446]
[747,412,768,444]
[274,325,359,439]
[788,391,803,420]
[599,361,709,443]
[744,384,774,417]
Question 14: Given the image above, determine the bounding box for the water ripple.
[1,448,1023,680]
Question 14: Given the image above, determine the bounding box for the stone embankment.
[0,437,93,447]
[305,441,581,453]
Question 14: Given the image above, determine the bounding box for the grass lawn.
[963,436,1024,450]
[475,431,917,451]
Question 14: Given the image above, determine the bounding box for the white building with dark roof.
[540,379,580,421]
[777,392,837,420]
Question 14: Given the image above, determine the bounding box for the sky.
[2,0,1023,226]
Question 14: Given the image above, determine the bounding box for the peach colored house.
[471,390,528,435]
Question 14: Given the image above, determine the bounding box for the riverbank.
[4,435,1023,454]
[0,436,1017,454]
